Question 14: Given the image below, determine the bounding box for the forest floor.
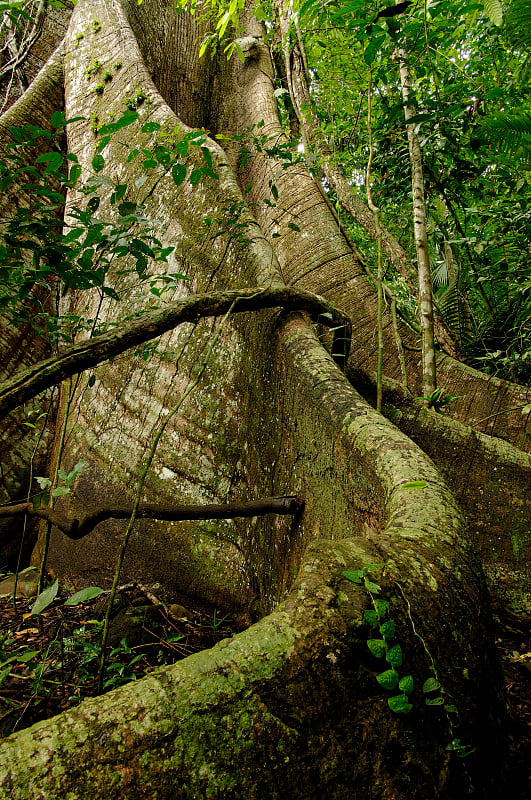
[0,579,529,797]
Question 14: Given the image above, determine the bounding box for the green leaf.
[190,168,203,186]
[363,609,379,627]
[50,111,66,128]
[364,35,386,66]
[379,620,395,641]
[482,0,503,26]
[423,677,441,693]
[65,586,104,605]
[405,113,436,126]
[51,486,71,498]
[402,480,427,489]
[92,154,105,173]
[142,122,161,133]
[288,222,301,231]
[399,674,414,694]
[171,163,186,186]
[110,183,128,205]
[234,41,245,63]
[376,668,399,690]
[367,638,387,658]
[343,569,363,583]
[98,111,139,136]
[373,598,389,618]
[425,696,445,706]
[96,135,111,153]
[386,644,403,667]
[118,201,138,216]
[201,146,213,170]
[388,694,413,714]
[35,152,63,173]
[364,579,381,594]
[30,577,59,616]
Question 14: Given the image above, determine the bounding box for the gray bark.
[0,0,527,797]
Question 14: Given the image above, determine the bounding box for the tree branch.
[0,286,351,418]
[0,496,304,540]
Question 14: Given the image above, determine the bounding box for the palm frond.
[505,0,531,50]
[482,111,531,162]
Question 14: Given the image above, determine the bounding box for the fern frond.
[483,0,504,26]
[482,111,531,161]
[505,0,531,50]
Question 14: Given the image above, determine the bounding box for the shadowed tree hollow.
[0,0,529,797]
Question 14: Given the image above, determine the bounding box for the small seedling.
[85,59,102,78]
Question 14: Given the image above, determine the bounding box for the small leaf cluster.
[0,112,180,342]
[343,566,413,714]
[33,460,85,509]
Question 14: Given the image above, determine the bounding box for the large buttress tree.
[0,0,529,797]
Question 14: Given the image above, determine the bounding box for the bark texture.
[0,0,527,797]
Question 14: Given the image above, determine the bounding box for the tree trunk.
[0,0,528,796]
[397,47,437,401]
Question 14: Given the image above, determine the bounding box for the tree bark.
[0,0,527,797]
[397,47,437,400]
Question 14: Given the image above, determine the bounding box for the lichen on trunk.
[0,0,526,797]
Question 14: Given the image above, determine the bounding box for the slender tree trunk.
[397,47,437,401]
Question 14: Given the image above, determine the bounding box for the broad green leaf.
[30,577,59,616]
[65,586,104,605]
[386,644,403,667]
[379,620,395,641]
[50,111,65,128]
[363,609,379,627]
[201,146,213,170]
[388,694,413,714]
[92,154,105,173]
[343,569,364,583]
[373,598,389,618]
[98,111,139,136]
[399,674,414,694]
[405,113,436,126]
[376,668,399,690]
[51,486,71,498]
[425,696,445,706]
[96,135,111,153]
[142,122,161,133]
[423,677,441,693]
[35,152,63,173]
[364,35,386,66]
[234,41,245,63]
[367,638,387,658]
[364,579,381,594]
[190,168,203,186]
[118,201,138,216]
